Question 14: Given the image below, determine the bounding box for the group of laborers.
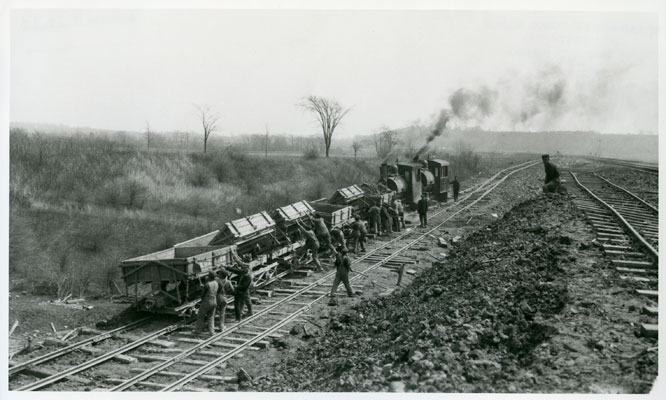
[194,174,470,324]
[195,154,566,326]
[193,249,254,336]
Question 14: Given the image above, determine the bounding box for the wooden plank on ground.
[640,324,658,338]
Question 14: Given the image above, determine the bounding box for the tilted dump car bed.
[271,200,316,241]
[329,185,365,206]
[310,199,355,228]
[120,231,235,285]
[210,211,276,245]
[120,231,238,312]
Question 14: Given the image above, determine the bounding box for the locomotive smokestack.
[380,162,388,180]
[413,144,429,162]
[414,110,450,162]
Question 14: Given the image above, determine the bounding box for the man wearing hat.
[295,219,324,271]
[367,203,381,236]
[542,154,563,193]
[329,247,355,305]
[215,268,235,332]
[451,176,460,202]
[380,202,392,235]
[417,193,429,228]
[194,271,219,335]
[312,213,337,256]
[330,226,347,252]
[351,215,366,253]
[227,249,253,322]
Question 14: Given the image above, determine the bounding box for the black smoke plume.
[414,109,451,161]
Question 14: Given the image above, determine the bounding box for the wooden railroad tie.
[640,324,658,339]
[8,360,92,385]
[129,368,237,383]
[170,338,260,351]
[615,267,655,275]
[174,335,269,349]
[104,378,209,392]
[635,289,658,300]
[611,260,656,270]
[604,250,645,258]
[642,306,658,317]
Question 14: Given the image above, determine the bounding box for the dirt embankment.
[252,194,657,393]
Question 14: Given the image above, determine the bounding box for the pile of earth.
[253,194,583,392]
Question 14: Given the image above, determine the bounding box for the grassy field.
[9,130,380,297]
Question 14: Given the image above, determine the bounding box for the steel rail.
[593,173,658,213]
[157,160,540,391]
[162,293,325,391]
[570,172,658,262]
[8,317,151,376]
[16,319,190,391]
[584,157,658,175]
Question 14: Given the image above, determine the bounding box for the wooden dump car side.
[310,200,355,228]
[120,231,236,285]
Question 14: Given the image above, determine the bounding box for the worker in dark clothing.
[312,214,337,257]
[417,194,429,228]
[388,201,400,232]
[368,204,381,235]
[194,271,218,335]
[295,220,323,271]
[227,250,253,322]
[380,203,392,236]
[328,248,355,306]
[330,227,347,252]
[452,176,460,202]
[215,268,235,332]
[351,215,367,253]
[542,154,565,193]
[394,199,406,229]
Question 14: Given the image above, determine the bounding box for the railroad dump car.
[329,185,364,207]
[120,212,306,315]
[119,232,236,313]
[310,199,355,228]
[271,200,316,242]
[208,211,278,257]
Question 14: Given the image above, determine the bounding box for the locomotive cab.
[427,159,449,202]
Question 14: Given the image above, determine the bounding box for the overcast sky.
[10,9,658,136]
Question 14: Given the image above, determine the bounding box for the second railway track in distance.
[569,170,658,339]
[11,160,539,392]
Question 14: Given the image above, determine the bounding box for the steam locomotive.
[380,158,450,204]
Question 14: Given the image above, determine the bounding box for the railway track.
[569,171,658,339]
[10,160,539,392]
[584,157,658,175]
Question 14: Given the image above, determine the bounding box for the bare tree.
[144,121,152,152]
[300,96,350,157]
[404,137,417,159]
[351,140,362,159]
[195,105,220,153]
[373,125,400,160]
[264,123,269,157]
